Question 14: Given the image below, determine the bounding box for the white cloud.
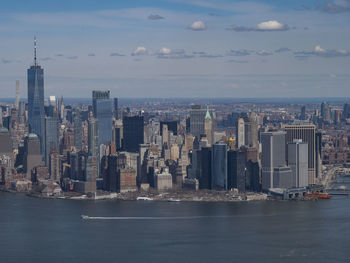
[158,47,171,55]
[131,46,148,56]
[227,20,289,32]
[257,20,286,31]
[188,21,206,31]
[256,50,273,56]
[156,48,194,59]
[294,45,350,58]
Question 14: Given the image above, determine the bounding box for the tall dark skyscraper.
[27,37,45,159]
[123,116,144,152]
[96,99,113,145]
[114,98,119,120]
[92,90,110,117]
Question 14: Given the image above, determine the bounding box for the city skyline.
[0,0,350,98]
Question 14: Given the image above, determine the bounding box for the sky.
[0,0,349,98]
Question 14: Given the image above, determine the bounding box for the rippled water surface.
[0,192,349,263]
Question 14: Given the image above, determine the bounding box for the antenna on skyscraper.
[34,36,37,66]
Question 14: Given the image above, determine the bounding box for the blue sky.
[0,0,349,98]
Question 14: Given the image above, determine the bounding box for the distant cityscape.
[0,39,350,201]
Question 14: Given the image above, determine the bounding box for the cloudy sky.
[0,0,349,98]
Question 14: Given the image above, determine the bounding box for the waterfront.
[0,192,350,263]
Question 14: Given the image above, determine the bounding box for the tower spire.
[34,36,37,66]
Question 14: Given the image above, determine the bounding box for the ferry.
[304,192,331,199]
[168,198,180,202]
[136,197,153,201]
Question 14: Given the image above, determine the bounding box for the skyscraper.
[27,37,45,159]
[24,134,42,179]
[92,90,110,117]
[204,106,213,146]
[123,116,144,152]
[73,108,83,151]
[88,117,99,157]
[287,139,308,187]
[114,98,119,119]
[212,142,228,190]
[96,99,113,146]
[282,124,316,185]
[261,131,287,190]
[45,116,58,166]
[15,80,20,109]
[190,105,206,139]
[236,118,245,148]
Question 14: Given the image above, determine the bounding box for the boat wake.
[81,215,213,220]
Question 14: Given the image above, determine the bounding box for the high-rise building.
[113,98,119,119]
[88,117,99,156]
[236,118,245,148]
[244,112,258,148]
[227,149,246,192]
[92,90,110,117]
[204,106,213,146]
[160,121,177,136]
[261,131,287,190]
[287,139,308,187]
[212,142,227,190]
[27,37,45,159]
[73,108,83,151]
[96,99,113,146]
[343,103,350,120]
[24,134,42,179]
[190,105,206,138]
[123,116,144,152]
[282,124,316,185]
[198,146,212,189]
[44,116,58,166]
[15,80,20,109]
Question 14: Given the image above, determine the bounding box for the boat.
[168,198,180,202]
[81,215,90,220]
[304,192,331,199]
[136,197,153,201]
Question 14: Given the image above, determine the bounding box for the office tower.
[343,103,350,120]
[114,120,123,151]
[49,149,60,182]
[244,112,258,148]
[261,131,287,190]
[138,144,149,185]
[113,98,119,119]
[95,99,113,146]
[123,116,144,152]
[321,101,330,122]
[0,127,12,157]
[227,150,246,192]
[162,124,169,146]
[190,105,206,138]
[212,142,228,190]
[246,160,261,192]
[92,90,110,117]
[24,134,42,179]
[287,139,308,187]
[236,118,245,148]
[199,147,212,189]
[88,117,99,156]
[73,108,83,151]
[27,37,45,159]
[160,121,177,136]
[45,116,58,166]
[15,80,20,109]
[204,106,213,146]
[283,124,316,185]
[300,106,306,120]
[315,132,322,180]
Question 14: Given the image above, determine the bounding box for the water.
[0,193,349,263]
